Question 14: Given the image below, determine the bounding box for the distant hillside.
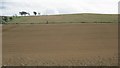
[6,13,119,24]
[0,17,2,23]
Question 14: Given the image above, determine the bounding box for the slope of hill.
[0,17,2,23]
[8,13,118,24]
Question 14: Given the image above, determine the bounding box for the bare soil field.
[2,23,118,66]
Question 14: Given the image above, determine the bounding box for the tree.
[2,16,8,22]
[38,13,41,15]
[33,11,37,16]
[9,17,13,21]
[19,11,30,16]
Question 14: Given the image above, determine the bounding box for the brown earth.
[2,23,118,66]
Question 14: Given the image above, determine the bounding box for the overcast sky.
[0,0,119,16]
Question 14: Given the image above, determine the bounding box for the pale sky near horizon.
[0,0,119,16]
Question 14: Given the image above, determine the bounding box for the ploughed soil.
[2,24,118,66]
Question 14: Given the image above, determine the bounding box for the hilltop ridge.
[2,13,118,24]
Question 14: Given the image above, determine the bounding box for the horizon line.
[0,13,119,16]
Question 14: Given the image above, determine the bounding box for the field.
[8,13,118,24]
[2,23,118,66]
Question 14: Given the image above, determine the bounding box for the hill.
[5,13,119,24]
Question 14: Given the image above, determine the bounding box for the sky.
[0,0,119,16]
